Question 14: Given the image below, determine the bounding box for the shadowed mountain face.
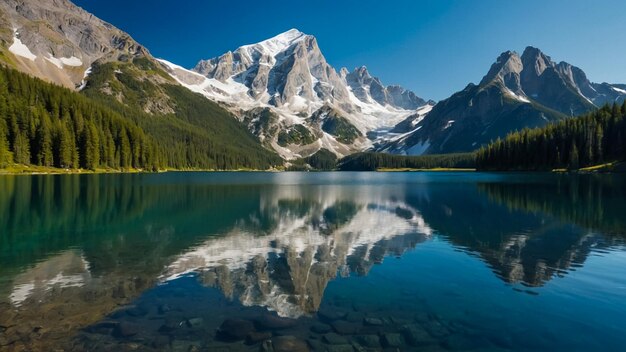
[377,47,626,155]
[0,173,625,351]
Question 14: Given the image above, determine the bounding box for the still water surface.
[1,172,625,351]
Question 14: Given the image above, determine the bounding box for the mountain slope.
[0,0,148,89]
[0,0,281,170]
[159,29,430,159]
[378,47,626,155]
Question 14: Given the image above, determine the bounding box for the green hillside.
[0,63,282,172]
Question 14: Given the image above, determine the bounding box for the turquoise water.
[0,172,625,351]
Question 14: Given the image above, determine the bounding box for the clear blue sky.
[73,0,626,101]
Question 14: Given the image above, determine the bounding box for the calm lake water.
[1,172,625,351]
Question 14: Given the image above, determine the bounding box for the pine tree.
[568,143,580,170]
[81,123,100,170]
[595,125,604,163]
[56,123,74,168]
[13,131,30,164]
[0,121,10,167]
[35,117,53,166]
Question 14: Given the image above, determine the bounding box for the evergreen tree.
[0,120,10,167]
[13,131,30,165]
[569,143,580,170]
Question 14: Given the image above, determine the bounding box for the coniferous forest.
[0,65,159,170]
[476,102,626,170]
[337,152,476,171]
[0,65,281,171]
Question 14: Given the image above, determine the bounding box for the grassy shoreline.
[1,162,623,175]
[0,164,282,175]
[376,167,476,172]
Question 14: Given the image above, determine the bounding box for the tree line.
[337,152,476,171]
[476,102,626,170]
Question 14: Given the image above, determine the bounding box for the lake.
[1,172,625,351]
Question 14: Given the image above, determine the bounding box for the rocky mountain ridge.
[158,29,431,159]
[377,46,626,155]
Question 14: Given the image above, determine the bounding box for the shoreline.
[0,162,623,175]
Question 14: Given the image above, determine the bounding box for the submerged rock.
[401,324,435,346]
[151,335,170,349]
[311,322,332,334]
[263,336,309,352]
[158,304,172,315]
[113,322,139,338]
[345,312,365,323]
[355,334,381,348]
[159,316,185,333]
[322,332,349,345]
[325,344,353,352]
[186,317,203,328]
[381,333,404,348]
[254,314,297,330]
[246,331,272,345]
[318,308,347,322]
[425,321,450,338]
[331,321,360,335]
[363,317,383,326]
[217,318,255,341]
[86,321,119,335]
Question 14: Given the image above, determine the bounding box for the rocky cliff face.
[0,0,149,89]
[343,66,427,110]
[159,29,429,159]
[377,46,626,155]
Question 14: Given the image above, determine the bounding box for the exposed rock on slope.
[158,29,429,159]
[0,0,149,89]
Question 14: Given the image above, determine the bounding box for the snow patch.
[47,55,83,68]
[505,88,530,103]
[612,86,626,95]
[9,31,37,61]
[78,66,92,90]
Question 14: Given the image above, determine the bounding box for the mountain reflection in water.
[163,187,432,318]
[0,172,625,351]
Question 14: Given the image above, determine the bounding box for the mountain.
[377,46,626,155]
[0,0,281,170]
[342,66,428,110]
[158,29,430,159]
[0,0,148,89]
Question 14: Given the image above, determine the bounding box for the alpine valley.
[0,0,625,171]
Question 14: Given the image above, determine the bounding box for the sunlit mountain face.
[1,173,625,351]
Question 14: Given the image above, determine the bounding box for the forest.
[0,65,158,170]
[476,102,626,170]
[337,152,476,171]
[0,65,281,171]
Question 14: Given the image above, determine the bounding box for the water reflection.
[0,173,625,351]
[9,250,91,306]
[164,187,431,318]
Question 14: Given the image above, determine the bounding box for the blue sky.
[73,0,626,101]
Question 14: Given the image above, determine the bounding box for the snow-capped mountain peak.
[159,30,429,160]
[242,28,308,57]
